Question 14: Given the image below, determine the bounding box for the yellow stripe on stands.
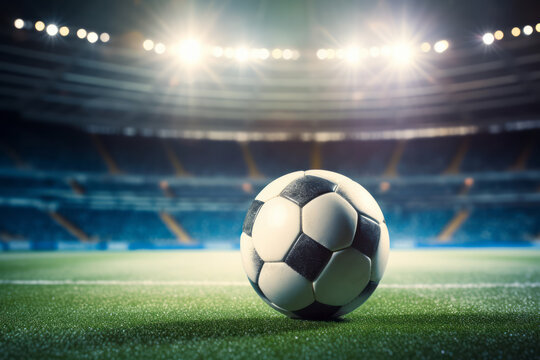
[310,142,322,169]
[49,211,90,242]
[240,142,263,178]
[0,142,27,169]
[67,178,85,195]
[91,134,120,174]
[383,140,406,177]
[159,212,193,244]
[444,138,470,174]
[437,210,470,242]
[510,138,534,171]
[163,140,189,176]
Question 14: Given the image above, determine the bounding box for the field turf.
[0,250,538,359]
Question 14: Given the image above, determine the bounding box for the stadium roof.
[1,1,540,139]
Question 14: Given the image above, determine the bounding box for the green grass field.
[0,250,538,359]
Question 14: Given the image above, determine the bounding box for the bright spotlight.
[345,47,360,63]
[46,24,58,36]
[494,30,504,40]
[14,19,25,29]
[59,26,69,36]
[316,49,327,60]
[272,48,283,59]
[35,21,45,32]
[324,49,334,59]
[381,46,391,57]
[260,48,270,60]
[212,46,223,57]
[511,27,520,37]
[178,39,201,63]
[77,28,87,39]
[336,49,345,59]
[224,47,235,59]
[392,44,413,64]
[482,33,494,45]
[100,33,110,43]
[87,32,98,43]
[369,47,380,57]
[420,42,431,52]
[235,47,249,62]
[282,48,293,60]
[154,43,166,54]
[537,23,540,33]
[434,40,449,53]
[523,25,533,36]
[143,39,154,51]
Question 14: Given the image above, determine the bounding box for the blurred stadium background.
[1,0,540,252]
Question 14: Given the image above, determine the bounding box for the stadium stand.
[101,135,175,175]
[460,133,524,173]
[1,123,106,173]
[453,206,540,244]
[0,118,538,248]
[0,206,75,242]
[321,140,395,177]
[250,141,311,177]
[398,137,460,175]
[59,208,174,242]
[169,140,247,177]
[170,210,246,242]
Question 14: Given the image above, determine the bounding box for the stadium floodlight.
[434,40,449,53]
[420,42,431,52]
[35,21,45,31]
[282,49,293,60]
[143,39,154,51]
[482,33,495,45]
[87,32,98,43]
[381,46,391,57]
[494,30,504,40]
[392,44,413,65]
[46,24,58,36]
[154,42,166,54]
[369,46,380,57]
[326,49,336,60]
[316,49,327,60]
[212,46,223,57]
[235,47,249,62]
[259,48,270,60]
[14,19,25,29]
[59,26,69,36]
[336,49,345,59]
[178,39,202,63]
[272,48,283,59]
[77,28,87,39]
[511,27,520,37]
[100,33,110,43]
[345,47,360,63]
[537,23,540,33]
[523,25,533,36]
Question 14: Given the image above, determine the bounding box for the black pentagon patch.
[293,301,341,320]
[356,281,379,304]
[280,175,336,207]
[242,200,264,236]
[285,233,332,282]
[248,247,264,283]
[351,215,381,259]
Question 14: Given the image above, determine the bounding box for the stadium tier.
[0,121,539,249]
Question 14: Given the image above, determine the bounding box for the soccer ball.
[240,170,389,320]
